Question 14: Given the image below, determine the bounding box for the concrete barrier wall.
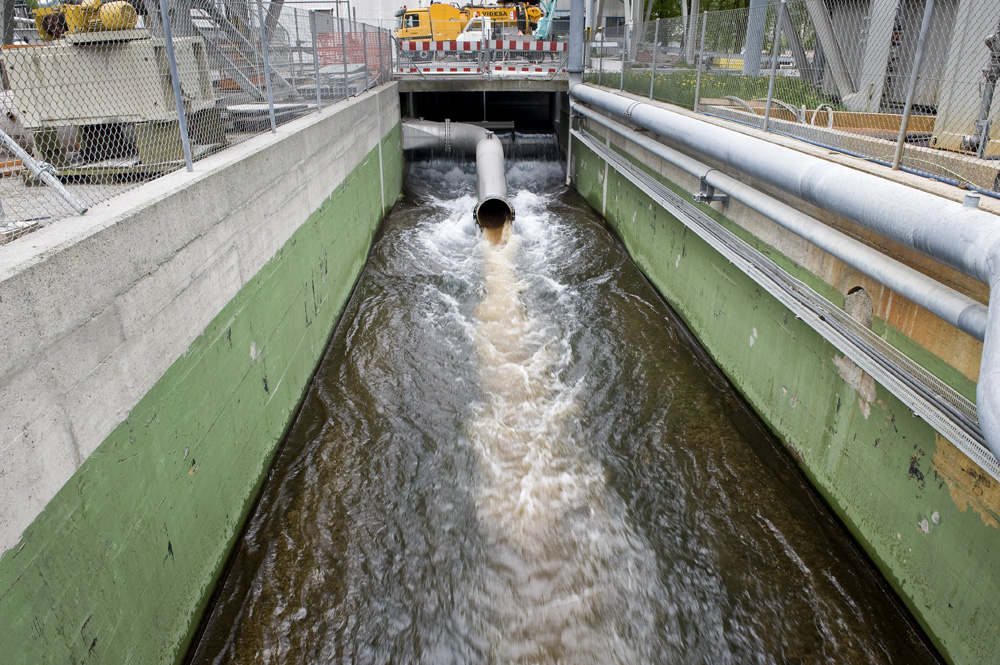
[0,85,403,663]
[571,125,1000,665]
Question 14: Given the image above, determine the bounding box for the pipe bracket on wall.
[693,176,729,205]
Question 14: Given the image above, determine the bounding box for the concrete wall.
[571,117,1000,665]
[0,84,403,663]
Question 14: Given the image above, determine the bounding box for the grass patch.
[586,68,838,112]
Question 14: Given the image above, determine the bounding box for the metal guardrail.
[588,0,1000,199]
[0,1,392,242]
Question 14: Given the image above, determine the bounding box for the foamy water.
[189,157,939,665]
[468,202,663,663]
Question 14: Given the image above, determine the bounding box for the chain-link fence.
[587,0,1000,199]
[0,0,391,243]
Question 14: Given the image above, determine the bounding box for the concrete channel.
[1,54,999,665]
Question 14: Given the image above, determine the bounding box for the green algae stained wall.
[572,133,1000,665]
[0,125,403,665]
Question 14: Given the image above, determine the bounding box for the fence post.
[619,25,626,91]
[158,0,194,170]
[362,24,370,92]
[762,1,784,133]
[892,0,935,170]
[649,18,659,99]
[377,24,384,85]
[255,0,277,133]
[598,39,603,85]
[340,17,350,97]
[293,7,302,78]
[311,11,323,111]
[693,12,707,112]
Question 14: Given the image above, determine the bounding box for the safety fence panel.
[0,2,393,241]
[585,0,1000,198]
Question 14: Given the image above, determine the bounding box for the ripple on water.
[187,158,940,665]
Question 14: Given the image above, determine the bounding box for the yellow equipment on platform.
[33,0,137,41]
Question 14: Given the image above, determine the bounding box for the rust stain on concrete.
[932,435,1000,529]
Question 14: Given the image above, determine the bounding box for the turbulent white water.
[465,186,663,664]
[190,158,940,665]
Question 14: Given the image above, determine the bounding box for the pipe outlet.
[402,119,515,231]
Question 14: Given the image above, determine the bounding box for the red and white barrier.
[491,66,563,74]
[486,40,568,52]
[399,40,567,53]
[399,40,480,52]
[396,66,484,74]
[395,65,564,75]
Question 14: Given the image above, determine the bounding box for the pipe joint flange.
[624,101,643,120]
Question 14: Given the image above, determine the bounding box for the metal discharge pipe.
[402,119,515,230]
[569,83,1000,461]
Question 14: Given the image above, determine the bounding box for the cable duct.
[569,83,1000,461]
[402,119,515,230]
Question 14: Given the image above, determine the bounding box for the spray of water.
[465,178,664,664]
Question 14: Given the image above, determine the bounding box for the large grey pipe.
[569,83,1000,460]
[570,100,987,341]
[402,119,514,229]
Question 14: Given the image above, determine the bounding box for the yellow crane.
[395,2,544,43]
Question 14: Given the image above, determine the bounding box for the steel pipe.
[569,83,1000,460]
[0,129,87,215]
[570,101,987,341]
[402,119,514,230]
[570,84,1000,283]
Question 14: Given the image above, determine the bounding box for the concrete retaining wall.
[571,123,1000,665]
[0,85,403,663]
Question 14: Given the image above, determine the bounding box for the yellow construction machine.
[395,2,543,43]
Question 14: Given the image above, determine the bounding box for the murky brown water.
[187,159,939,664]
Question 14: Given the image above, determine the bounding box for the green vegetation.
[648,0,752,18]
[587,67,836,113]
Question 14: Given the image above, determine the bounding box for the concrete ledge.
[0,84,402,664]
[0,84,400,553]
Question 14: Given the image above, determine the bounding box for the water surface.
[188,159,938,664]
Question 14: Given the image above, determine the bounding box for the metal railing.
[586,0,1000,199]
[0,0,392,242]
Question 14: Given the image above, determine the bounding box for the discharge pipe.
[569,83,1000,461]
[402,119,514,230]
